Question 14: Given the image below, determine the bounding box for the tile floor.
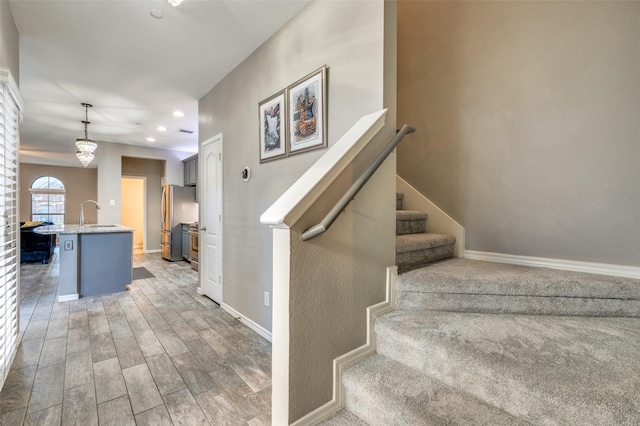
[0,251,272,425]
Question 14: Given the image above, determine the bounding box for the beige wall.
[20,163,98,224]
[0,0,19,81]
[121,156,165,251]
[200,0,395,421]
[121,177,145,249]
[397,1,640,266]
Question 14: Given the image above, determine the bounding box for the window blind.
[0,67,23,390]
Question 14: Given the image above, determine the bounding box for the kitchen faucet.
[79,200,101,227]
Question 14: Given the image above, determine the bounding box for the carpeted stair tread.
[376,309,640,425]
[398,258,640,299]
[342,354,527,426]
[317,410,369,426]
[396,233,455,253]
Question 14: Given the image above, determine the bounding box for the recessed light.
[157,126,167,131]
[150,9,164,19]
[173,111,184,117]
[146,137,156,142]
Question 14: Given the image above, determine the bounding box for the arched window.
[30,176,66,224]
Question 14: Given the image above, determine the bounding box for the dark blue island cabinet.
[36,224,134,301]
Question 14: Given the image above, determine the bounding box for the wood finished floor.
[0,252,272,425]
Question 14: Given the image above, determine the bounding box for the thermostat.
[242,166,251,182]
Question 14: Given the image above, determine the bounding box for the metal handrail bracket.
[301,124,415,241]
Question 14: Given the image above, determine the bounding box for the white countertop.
[34,224,134,235]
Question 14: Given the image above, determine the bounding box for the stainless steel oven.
[189,222,199,271]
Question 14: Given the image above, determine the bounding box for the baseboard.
[221,303,272,343]
[465,250,640,279]
[145,249,161,254]
[57,293,79,302]
[291,266,397,426]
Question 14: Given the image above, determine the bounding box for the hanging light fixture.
[76,103,97,167]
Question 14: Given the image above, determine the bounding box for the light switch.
[64,240,73,250]
[110,199,115,206]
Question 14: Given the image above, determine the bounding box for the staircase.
[319,192,640,425]
[395,192,456,272]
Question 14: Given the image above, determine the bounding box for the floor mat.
[132,267,155,280]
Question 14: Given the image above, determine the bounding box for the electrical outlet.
[264,291,270,307]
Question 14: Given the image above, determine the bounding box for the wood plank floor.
[1,251,272,425]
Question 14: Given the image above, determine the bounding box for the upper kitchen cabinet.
[183,154,198,187]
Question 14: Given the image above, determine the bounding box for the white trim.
[145,249,161,254]
[220,303,272,343]
[0,66,25,111]
[464,250,640,279]
[291,266,397,426]
[57,293,79,303]
[199,133,224,304]
[396,175,465,258]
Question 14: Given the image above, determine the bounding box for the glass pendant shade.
[76,103,97,167]
[76,150,94,168]
[75,138,97,153]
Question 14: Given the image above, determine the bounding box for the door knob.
[201,226,207,231]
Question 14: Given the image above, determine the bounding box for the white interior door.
[200,134,223,303]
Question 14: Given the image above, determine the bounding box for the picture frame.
[258,90,287,163]
[287,66,327,155]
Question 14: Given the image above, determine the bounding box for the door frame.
[198,133,223,302]
[121,175,147,253]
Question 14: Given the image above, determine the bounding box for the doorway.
[121,176,146,254]
[199,134,223,303]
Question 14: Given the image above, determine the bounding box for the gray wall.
[122,157,164,251]
[200,1,395,420]
[20,163,98,224]
[199,0,392,335]
[0,0,19,81]
[397,1,640,266]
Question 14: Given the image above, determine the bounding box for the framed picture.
[259,90,287,162]
[287,66,327,154]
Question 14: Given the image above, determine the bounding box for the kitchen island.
[35,224,134,301]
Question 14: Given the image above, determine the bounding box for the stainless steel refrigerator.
[161,184,197,261]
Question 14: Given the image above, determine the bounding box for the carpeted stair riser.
[319,410,368,425]
[396,233,455,272]
[396,210,428,235]
[397,291,640,317]
[375,310,640,425]
[396,246,455,273]
[396,192,404,210]
[341,354,527,426]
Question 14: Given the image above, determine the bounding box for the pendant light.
[76,102,97,167]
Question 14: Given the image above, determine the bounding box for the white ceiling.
[9,0,309,168]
